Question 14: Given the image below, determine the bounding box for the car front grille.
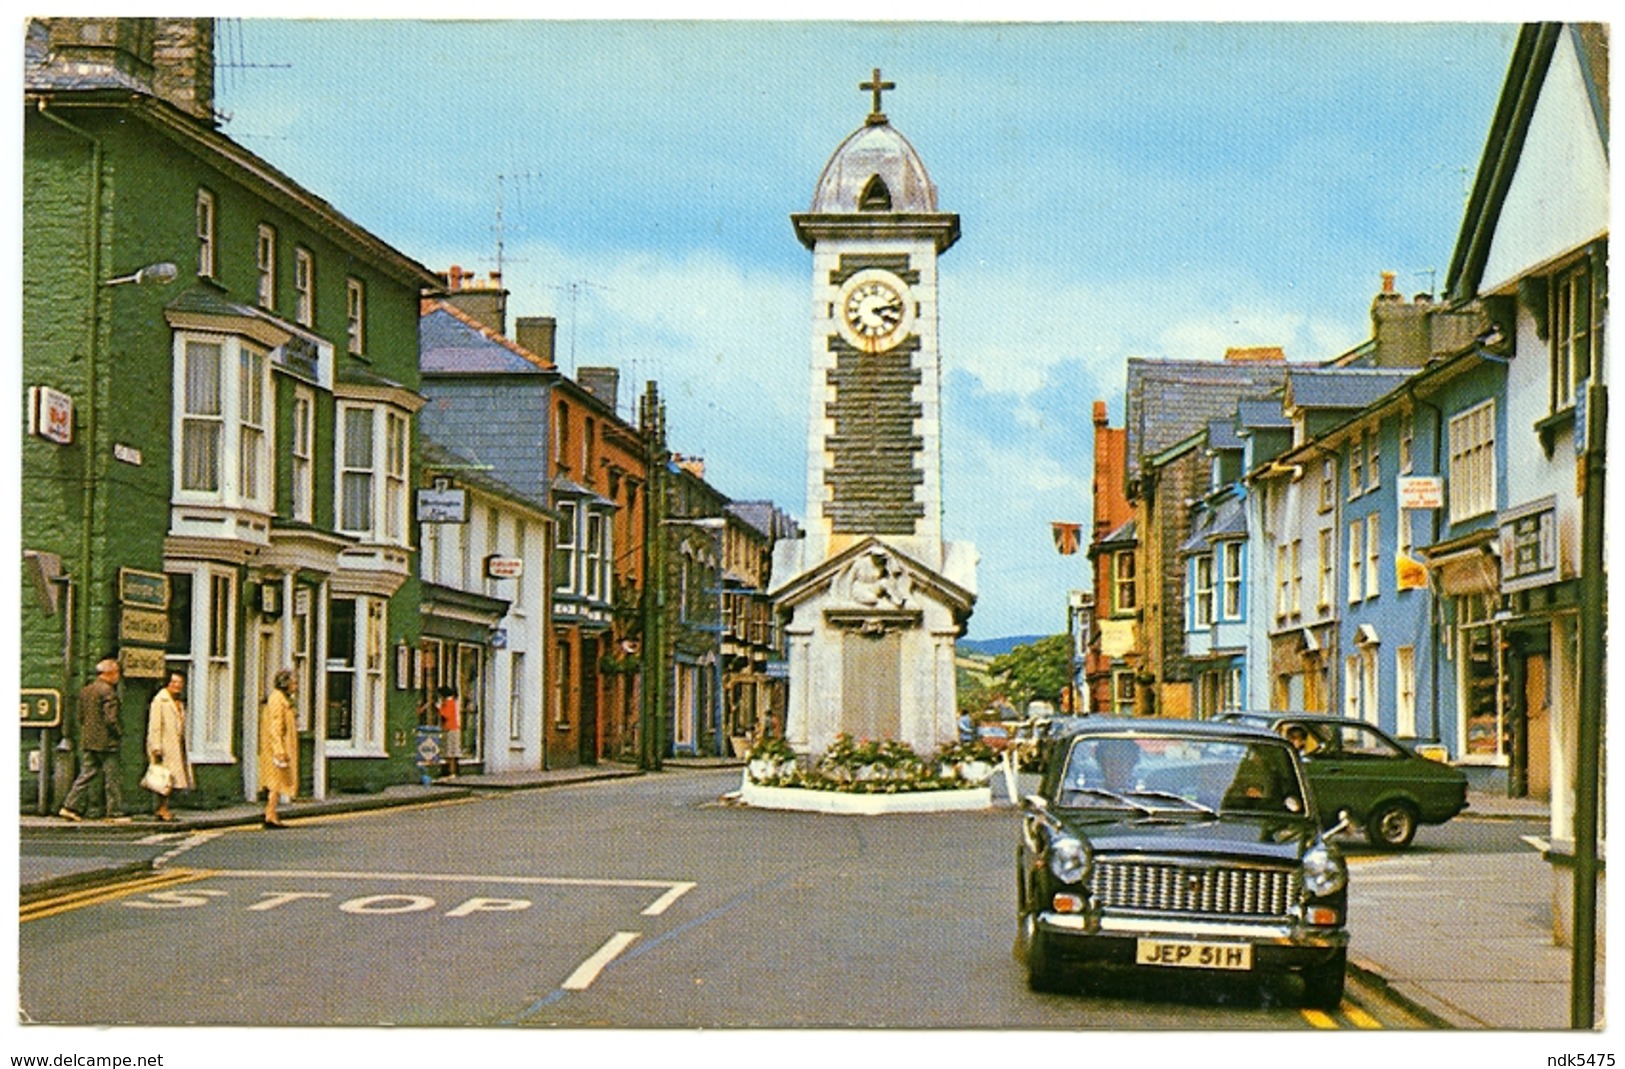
[1091,859,1300,919]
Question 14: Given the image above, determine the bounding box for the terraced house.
[22,17,442,809]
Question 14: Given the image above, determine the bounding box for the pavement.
[15,768,1601,1031]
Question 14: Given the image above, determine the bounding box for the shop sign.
[118,567,170,610]
[1500,499,1558,592]
[416,481,468,523]
[28,386,73,445]
[1397,476,1443,510]
[485,555,523,579]
[120,647,168,679]
[120,607,170,645]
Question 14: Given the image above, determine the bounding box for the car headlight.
[1048,835,1092,884]
[1302,839,1347,896]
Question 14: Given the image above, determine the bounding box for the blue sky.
[216,18,1519,640]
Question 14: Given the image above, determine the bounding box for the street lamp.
[102,261,178,287]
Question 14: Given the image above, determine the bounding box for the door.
[244,620,281,800]
[1525,652,1551,799]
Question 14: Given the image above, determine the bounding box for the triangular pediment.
[770,536,974,618]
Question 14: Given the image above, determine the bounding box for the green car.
[1221,714,1469,850]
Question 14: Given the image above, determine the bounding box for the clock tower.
[771,71,977,759]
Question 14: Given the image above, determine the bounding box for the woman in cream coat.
[258,668,298,828]
[145,670,193,821]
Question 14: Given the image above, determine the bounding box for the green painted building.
[22,18,444,811]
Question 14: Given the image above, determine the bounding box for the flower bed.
[744,733,998,794]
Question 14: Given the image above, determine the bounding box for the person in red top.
[437,685,461,778]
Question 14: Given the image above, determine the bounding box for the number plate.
[1135,938,1253,971]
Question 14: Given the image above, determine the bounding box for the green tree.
[988,634,1072,710]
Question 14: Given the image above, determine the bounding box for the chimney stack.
[438,267,508,335]
[44,17,216,125]
[577,367,621,412]
[1369,271,1431,368]
[515,316,557,366]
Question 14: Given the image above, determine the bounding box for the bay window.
[173,332,273,513]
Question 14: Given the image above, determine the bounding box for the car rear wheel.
[1367,800,1418,850]
[1301,948,1347,1011]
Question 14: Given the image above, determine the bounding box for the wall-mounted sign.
[113,442,143,466]
[489,627,508,650]
[416,477,468,524]
[120,646,168,679]
[28,386,73,445]
[1501,498,1559,593]
[485,555,524,579]
[120,607,170,645]
[1397,476,1444,510]
[118,567,170,610]
[20,688,62,728]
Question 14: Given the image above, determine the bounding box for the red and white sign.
[1397,476,1443,510]
[484,555,524,579]
[29,386,73,445]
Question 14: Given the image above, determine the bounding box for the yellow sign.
[1395,551,1429,591]
[120,607,170,645]
[120,647,168,679]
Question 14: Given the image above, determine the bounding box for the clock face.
[835,269,914,352]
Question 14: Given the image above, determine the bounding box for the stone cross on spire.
[861,68,895,125]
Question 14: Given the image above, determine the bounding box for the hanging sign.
[416,477,468,523]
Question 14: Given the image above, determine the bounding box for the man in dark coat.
[60,657,127,822]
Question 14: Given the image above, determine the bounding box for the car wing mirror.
[1022,793,1050,815]
[1326,809,1355,838]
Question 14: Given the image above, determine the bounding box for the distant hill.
[958,634,1048,658]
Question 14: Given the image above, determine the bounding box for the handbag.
[141,762,173,796]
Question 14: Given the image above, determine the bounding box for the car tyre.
[1022,915,1068,994]
[1300,948,1347,1011]
[1366,800,1418,850]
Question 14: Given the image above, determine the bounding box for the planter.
[738,773,994,815]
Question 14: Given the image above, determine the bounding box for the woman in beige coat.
[145,670,193,821]
[258,668,298,828]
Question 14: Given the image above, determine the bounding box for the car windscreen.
[1055,734,1306,817]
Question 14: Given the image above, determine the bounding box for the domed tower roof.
[792,70,960,253]
[809,120,939,214]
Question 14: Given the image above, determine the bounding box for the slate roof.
[419,434,550,515]
[1284,368,1415,411]
[420,302,552,374]
[1096,518,1137,548]
[727,500,801,541]
[1207,419,1246,451]
[24,19,147,93]
[1235,398,1291,429]
[1179,495,1248,554]
[1124,357,1291,481]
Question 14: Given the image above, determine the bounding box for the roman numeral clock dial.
[835,269,914,353]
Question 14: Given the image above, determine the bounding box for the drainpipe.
[1408,387,1446,746]
[35,99,104,695]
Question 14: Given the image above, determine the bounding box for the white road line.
[641,881,696,916]
[561,931,640,990]
[208,868,692,915]
[153,830,223,868]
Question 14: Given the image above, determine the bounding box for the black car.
[1015,718,1349,1008]
[1220,713,1470,850]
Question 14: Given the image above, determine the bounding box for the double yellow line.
[1301,1003,1383,1029]
[20,866,215,923]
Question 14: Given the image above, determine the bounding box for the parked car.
[1015,718,1349,1009]
[1218,713,1470,850]
[977,722,1013,752]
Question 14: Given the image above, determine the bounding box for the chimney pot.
[1093,400,1108,425]
[1381,271,1396,295]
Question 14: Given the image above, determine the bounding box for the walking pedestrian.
[259,668,298,829]
[437,685,461,778]
[60,657,127,822]
[145,670,193,821]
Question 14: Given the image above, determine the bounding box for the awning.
[1420,528,1500,596]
